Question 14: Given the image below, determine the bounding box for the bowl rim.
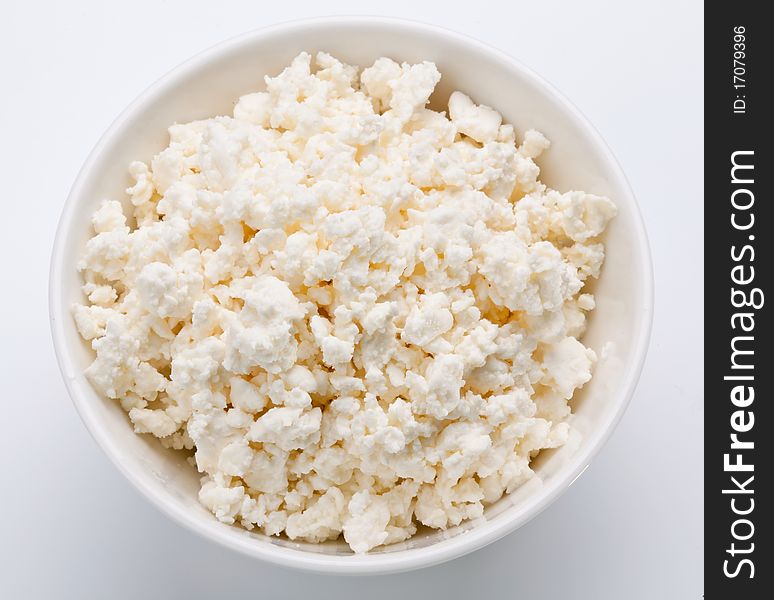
[49,15,654,575]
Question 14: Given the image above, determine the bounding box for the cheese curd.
[74,52,616,553]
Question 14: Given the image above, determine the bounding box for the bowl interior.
[52,19,651,571]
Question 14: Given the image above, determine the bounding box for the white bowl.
[50,17,653,575]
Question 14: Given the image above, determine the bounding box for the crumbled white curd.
[74,52,616,553]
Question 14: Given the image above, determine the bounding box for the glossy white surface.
[0,0,702,596]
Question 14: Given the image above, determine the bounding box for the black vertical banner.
[706,3,770,598]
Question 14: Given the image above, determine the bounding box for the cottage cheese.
[74,52,616,553]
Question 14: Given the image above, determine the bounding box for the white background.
[0,1,703,598]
